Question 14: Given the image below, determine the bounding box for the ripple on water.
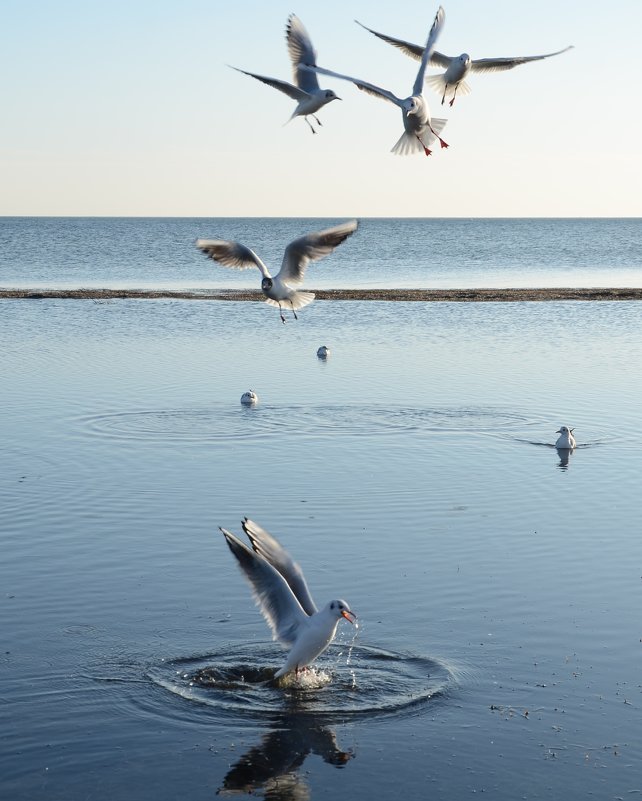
[79,404,533,444]
[145,643,458,722]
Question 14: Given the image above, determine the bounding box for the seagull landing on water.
[555,426,576,449]
[355,20,573,107]
[303,6,447,156]
[196,220,358,323]
[229,15,341,134]
[219,519,357,679]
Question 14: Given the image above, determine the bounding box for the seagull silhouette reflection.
[217,719,354,798]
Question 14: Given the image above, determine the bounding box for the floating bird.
[317,345,330,359]
[303,6,447,155]
[230,15,341,134]
[555,426,576,449]
[196,220,358,323]
[355,19,573,106]
[219,518,357,678]
[240,390,258,405]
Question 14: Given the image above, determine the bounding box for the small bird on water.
[555,425,576,449]
[219,518,357,678]
[196,220,358,323]
[240,390,258,405]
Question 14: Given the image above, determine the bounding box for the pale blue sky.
[1,0,641,216]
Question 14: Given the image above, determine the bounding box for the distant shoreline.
[2,287,642,302]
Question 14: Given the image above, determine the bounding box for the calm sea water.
[2,219,642,799]
[1,216,642,289]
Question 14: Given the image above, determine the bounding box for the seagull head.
[329,599,357,624]
[556,426,570,435]
[261,277,273,291]
[324,89,341,102]
[458,53,471,66]
[404,97,420,117]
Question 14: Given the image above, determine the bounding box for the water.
[2,219,642,799]
[1,216,642,289]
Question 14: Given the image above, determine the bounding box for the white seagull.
[555,425,576,449]
[303,6,447,156]
[230,14,341,133]
[240,390,259,406]
[196,220,358,323]
[355,19,573,106]
[219,519,357,678]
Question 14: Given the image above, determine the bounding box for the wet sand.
[3,287,642,302]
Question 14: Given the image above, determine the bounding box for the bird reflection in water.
[216,720,354,799]
[556,447,574,470]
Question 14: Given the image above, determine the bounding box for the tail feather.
[425,74,471,97]
[391,130,424,156]
[264,291,315,311]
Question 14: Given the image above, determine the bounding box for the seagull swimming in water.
[219,519,357,678]
[303,6,447,156]
[230,15,341,133]
[555,426,576,449]
[196,220,358,322]
[355,19,573,106]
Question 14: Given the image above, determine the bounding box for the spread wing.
[242,519,318,615]
[195,239,270,278]
[286,14,320,93]
[470,46,574,73]
[301,64,402,106]
[413,6,445,96]
[277,219,358,286]
[220,528,309,648]
[355,20,425,61]
[229,65,309,101]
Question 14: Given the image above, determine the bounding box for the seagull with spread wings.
[196,220,358,322]
[219,519,357,679]
[355,19,573,107]
[303,6,448,156]
[230,14,341,133]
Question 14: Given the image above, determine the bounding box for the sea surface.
[1,216,642,289]
[2,218,642,800]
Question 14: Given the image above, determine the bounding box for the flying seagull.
[303,6,448,156]
[230,15,341,133]
[196,220,358,322]
[355,19,573,106]
[219,519,357,678]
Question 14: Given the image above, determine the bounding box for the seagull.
[355,19,573,106]
[230,15,341,134]
[196,220,358,323]
[219,519,357,678]
[240,390,258,405]
[317,345,330,359]
[555,426,576,449]
[303,6,448,156]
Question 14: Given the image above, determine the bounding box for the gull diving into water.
[219,519,357,678]
[196,220,358,322]
[303,6,448,156]
[355,19,573,106]
[230,15,341,133]
[555,425,576,449]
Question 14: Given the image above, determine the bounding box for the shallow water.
[2,297,642,799]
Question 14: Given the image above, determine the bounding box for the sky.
[1,0,641,217]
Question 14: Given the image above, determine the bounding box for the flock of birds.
[206,8,575,681]
[226,7,572,156]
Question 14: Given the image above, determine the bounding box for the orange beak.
[341,609,357,624]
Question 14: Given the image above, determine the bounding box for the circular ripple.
[79,405,531,444]
[146,643,457,721]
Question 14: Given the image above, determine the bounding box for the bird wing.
[286,14,320,93]
[277,219,358,286]
[413,6,446,96]
[242,519,318,615]
[195,239,271,278]
[470,46,574,74]
[220,528,309,648]
[301,64,402,106]
[355,20,426,61]
[229,65,309,101]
